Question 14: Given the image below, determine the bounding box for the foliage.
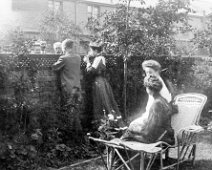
[86,0,191,57]
[39,10,82,43]
[0,30,87,169]
[1,51,212,170]
[0,54,90,169]
[191,60,212,89]
[2,27,33,55]
[192,14,212,57]
[1,1,212,169]
[86,0,192,118]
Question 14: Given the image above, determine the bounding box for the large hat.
[89,39,103,48]
[142,60,161,71]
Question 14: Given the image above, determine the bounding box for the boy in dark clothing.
[53,39,81,105]
[53,39,82,139]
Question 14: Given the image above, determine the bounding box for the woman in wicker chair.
[122,75,174,144]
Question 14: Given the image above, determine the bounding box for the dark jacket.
[53,54,81,94]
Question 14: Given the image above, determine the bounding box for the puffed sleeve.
[52,56,65,71]
[87,56,106,72]
[92,56,106,69]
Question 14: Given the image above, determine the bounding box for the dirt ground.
[62,133,212,170]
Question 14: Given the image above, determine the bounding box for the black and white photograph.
[0,0,212,169]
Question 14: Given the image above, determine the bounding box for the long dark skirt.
[92,76,121,121]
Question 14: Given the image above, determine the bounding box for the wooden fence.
[0,53,211,120]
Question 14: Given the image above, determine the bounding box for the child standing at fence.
[53,42,62,55]
[53,39,81,104]
[53,39,82,138]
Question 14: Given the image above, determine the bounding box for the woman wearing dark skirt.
[84,40,125,129]
[121,75,175,145]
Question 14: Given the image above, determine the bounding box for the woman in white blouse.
[129,60,176,129]
[142,60,173,103]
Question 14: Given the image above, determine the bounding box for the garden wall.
[1,53,212,169]
[0,53,211,120]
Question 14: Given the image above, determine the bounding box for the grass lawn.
[63,133,212,170]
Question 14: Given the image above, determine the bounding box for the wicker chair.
[89,93,210,170]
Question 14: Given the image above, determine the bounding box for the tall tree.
[192,13,212,57]
[39,11,82,43]
[86,0,191,118]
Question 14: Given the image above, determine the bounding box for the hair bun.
[144,75,162,92]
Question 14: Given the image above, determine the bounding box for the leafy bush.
[1,51,212,169]
[0,54,87,169]
[0,1,212,169]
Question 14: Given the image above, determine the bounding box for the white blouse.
[158,76,172,103]
[131,76,172,126]
[92,56,106,69]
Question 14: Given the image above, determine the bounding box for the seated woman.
[142,60,175,103]
[121,75,175,144]
[142,60,178,116]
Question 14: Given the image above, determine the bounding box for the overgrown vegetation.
[0,52,98,169]
[0,49,211,170]
[192,13,212,57]
[39,10,82,44]
[0,0,212,169]
[87,0,191,56]
[0,28,91,169]
[86,0,191,117]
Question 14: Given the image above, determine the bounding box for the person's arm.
[52,56,65,71]
[86,56,105,72]
[164,79,177,99]
[86,61,94,72]
[163,79,179,114]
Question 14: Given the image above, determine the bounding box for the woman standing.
[83,40,125,129]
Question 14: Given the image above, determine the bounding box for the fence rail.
[0,53,211,118]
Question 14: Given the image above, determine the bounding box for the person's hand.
[83,55,90,63]
[108,114,115,121]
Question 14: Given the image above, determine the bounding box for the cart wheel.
[191,144,196,167]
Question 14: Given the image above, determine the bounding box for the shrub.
[1,53,212,169]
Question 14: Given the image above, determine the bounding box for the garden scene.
[0,0,212,170]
